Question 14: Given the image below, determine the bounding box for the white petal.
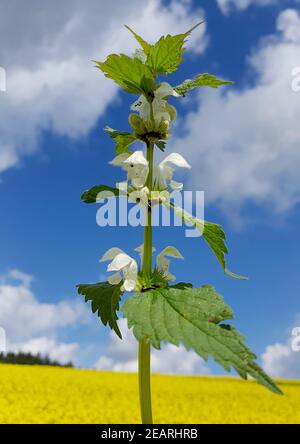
[139,102,151,121]
[123,152,149,189]
[156,256,170,273]
[100,247,125,262]
[124,150,148,166]
[170,180,183,191]
[134,244,144,254]
[131,176,147,189]
[152,98,167,116]
[122,259,138,291]
[155,82,176,99]
[127,259,138,275]
[130,95,147,111]
[109,153,131,166]
[107,253,133,271]
[130,93,150,121]
[154,112,171,125]
[134,244,156,254]
[116,181,128,193]
[123,278,137,292]
[159,246,184,260]
[129,187,149,204]
[165,272,176,281]
[107,272,122,285]
[153,165,169,190]
[161,153,191,169]
[156,246,183,276]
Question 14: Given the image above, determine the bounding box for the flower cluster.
[129,82,178,139]
[98,78,191,292]
[110,151,190,203]
[100,245,183,292]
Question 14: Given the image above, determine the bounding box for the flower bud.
[158,119,169,138]
[128,114,147,135]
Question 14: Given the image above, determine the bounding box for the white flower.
[128,186,150,206]
[156,246,184,281]
[110,150,149,189]
[123,151,149,188]
[153,153,191,191]
[134,244,156,264]
[131,82,179,126]
[100,247,138,292]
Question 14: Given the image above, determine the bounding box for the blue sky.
[0,0,300,377]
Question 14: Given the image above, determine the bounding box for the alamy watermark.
[95,189,205,238]
[291,67,300,92]
[291,327,300,352]
[0,66,6,92]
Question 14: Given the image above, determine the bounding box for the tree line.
[0,351,73,367]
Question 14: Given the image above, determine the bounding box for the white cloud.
[6,269,34,288]
[262,339,300,379]
[0,271,85,339]
[9,337,78,365]
[0,269,86,364]
[0,0,207,175]
[94,319,210,375]
[277,8,300,43]
[217,0,278,15]
[172,8,300,217]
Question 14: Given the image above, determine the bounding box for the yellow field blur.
[0,363,299,424]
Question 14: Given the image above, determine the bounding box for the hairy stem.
[138,139,154,424]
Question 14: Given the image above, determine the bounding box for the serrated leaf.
[174,73,233,96]
[104,126,136,154]
[122,285,282,394]
[81,185,121,204]
[124,25,151,55]
[77,282,123,338]
[146,22,203,75]
[95,54,153,94]
[164,201,247,279]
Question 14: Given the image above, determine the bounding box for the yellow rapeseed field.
[0,363,299,424]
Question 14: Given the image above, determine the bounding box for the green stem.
[138,139,154,424]
[142,140,153,274]
[138,339,153,424]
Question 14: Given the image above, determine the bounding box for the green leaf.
[174,73,233,96]
[77,282,123,338]
[95,54,153,94]
[140,76,155,95]
[81,185,122,204]
[146,22,203,75]
[104,126,136,154]
[171,282,193,289]
[155,140,166,152]
[164,201,247,279]
[122,285,282,395]
[124,25,151,55]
